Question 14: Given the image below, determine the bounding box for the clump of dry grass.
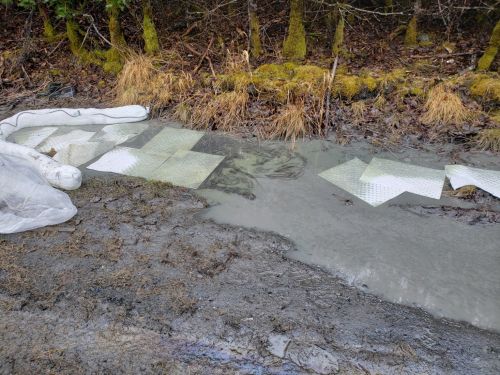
[351,100,367,123]
[268,101,308,145]
[420,84,470,126]
[115,53,194,113]
[190,91,248,131]
[448,185,477,199]
[476,128,500,152]
[115,53,156,105]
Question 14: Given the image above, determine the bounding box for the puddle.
[195,134,500,332]
[7,120,500,332]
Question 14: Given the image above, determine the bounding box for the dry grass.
[420,85,470,126]
[268,101,308,145]
[448,185,477,199]
[190,91,248,131]
[173,102,191,123]
[115,53,194,113]
[351,100,367,122]
[476,128,500,152]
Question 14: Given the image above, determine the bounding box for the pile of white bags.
[0,106,149,233]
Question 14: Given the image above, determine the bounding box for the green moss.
[143,0,160,55]
[66,20,102,65]
[419,40,433,47]
[105,2,127,74]
[332,16,344,57]
[293,64,327,81]
[477,20,500,71]
[249,6,262,58]
[334,75,362,99]
[283,0,306,61]
[404,16,418,46]
[255,63,295,79]
[470,76,500,102]
[362,76,378,91]
[49,69,63,76]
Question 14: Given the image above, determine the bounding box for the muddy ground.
[0,177,499,374]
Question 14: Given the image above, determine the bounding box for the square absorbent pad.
[53,141,116,167]
[95,122,149,145]
[87,147,170,180]
[87,148,224,189]
[140,127,204,157]
[153,150,225,189]
[37,130,96,153]
[319,158,404,207]
[11,127,58,148]
[445,165,500,198]
[360,157,445,200]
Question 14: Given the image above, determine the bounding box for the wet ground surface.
[1,177,499,374]
[4,118,500,332]
[194,132,500,332]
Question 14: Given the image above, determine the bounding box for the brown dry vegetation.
[1,1,499,151]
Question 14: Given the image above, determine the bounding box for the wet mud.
[1,177,499,374]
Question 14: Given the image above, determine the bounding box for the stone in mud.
[286,343,339,374]
[266,334,291,358]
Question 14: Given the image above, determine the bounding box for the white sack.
[0,105,149,190]
[0,106,149,139]
[0,154,77,234]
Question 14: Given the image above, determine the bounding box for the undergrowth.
[114,53,499,150]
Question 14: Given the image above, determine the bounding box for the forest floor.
[1,176,499,374]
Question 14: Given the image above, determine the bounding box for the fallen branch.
[410,51,482,59]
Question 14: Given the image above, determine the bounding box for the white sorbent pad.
[319,158,404,207]
[37,130,96,153]
[53,141,116,167]
[95,122,149,145]
[445,165,500,198]
[360,157,445,200]
[87,147,170,179]
[153,150,225,189]
[141,127,204,157]
[11,127,58,148]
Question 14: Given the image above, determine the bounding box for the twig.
[47,37,66,57]
[324,55,338,137]
[194,36,215,74]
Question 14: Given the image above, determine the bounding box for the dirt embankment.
[1,177,499,374]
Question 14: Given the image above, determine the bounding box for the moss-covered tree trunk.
[283,0,306,61]
[66,19,101,65]
[326,2,339,50]
[104,0,127,73]
[404,0,421,46]
[477,19,500,71]
[384,0,393,13]
[142,0,160,55]
[331,14,344,57]
[248,0,262,58]
[38,1,57,42]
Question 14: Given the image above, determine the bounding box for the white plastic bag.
[0,154,77,234]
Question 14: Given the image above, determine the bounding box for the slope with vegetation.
[0,0,499,150]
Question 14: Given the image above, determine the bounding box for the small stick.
[194,36,214,73]
[324,55,338,137]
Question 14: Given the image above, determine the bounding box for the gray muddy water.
[9,119,500,332]
[193,131,500,332]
